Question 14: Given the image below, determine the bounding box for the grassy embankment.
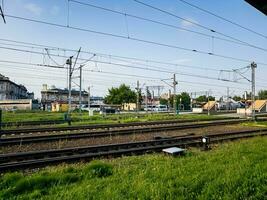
[243,121,267,128]
[1,137,266,199]
[2,111,225,126]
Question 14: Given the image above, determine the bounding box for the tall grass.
[0,137,266,199]
[2,110,222,124]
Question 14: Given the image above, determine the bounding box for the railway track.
[1,117,239,136]
[2,116,242,128]
[0,119,247,146]
[0,129,266,172]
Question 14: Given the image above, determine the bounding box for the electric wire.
[70,0,267,51]
[177,0,267,39]
[133,0,267,52]
[4,14,267,65]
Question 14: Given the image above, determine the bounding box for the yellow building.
[122,103,137,111]
[51,102,69,112]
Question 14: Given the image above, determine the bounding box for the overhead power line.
[4,14,267,65]
[0,47,256,86]
[0,38,230,71]
[133,0,267,52]
[177,0,267,39]
[0,63,251,91]
[69,0,266,51]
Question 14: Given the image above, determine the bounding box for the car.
[155,105,168,112]
[144,105,153,111]
[81,104,101,112]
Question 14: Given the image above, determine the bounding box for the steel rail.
[1,117,239,135]
[0,119,247,146]
[0,129,266,172]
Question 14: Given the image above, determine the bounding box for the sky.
[0,0,266,99]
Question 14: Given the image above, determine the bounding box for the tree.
[195,95,215,102]
[232,95,242,101]
[258,90,267,100]
[160,98,168,105]
[176,92,191,110]
[167,92,191,110]
[104,84,136,104]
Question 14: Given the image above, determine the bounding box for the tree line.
[104,84,267,109]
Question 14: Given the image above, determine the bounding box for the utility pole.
[190,93,193,111]
[168,89,171,111]
[251,62,257,121]
[88,86,91,116]
[146,86,149,113]
[66,56,73,114]
[136,80,140,112]
[173,74,178,114]
[152,90,154,106]
[227,87,230,111]
[79,65,83,113]
[207,91,210,116]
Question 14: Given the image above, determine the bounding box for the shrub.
[0,172,23,189]
[84,162,113,178]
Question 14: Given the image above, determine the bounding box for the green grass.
[1,137,266,200]
[2,111,224,125]
[242,121,267,128]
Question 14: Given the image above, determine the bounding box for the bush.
[84,162,113,178]
[0,172,23,189]
[12,175,58,195]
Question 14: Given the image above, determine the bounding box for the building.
[41,84,89,110]
[0,99,39,111]
[90,96,104,105]
[51,102,69,112]
[122,103,137,111]
[0,74,33,100]
[237,100,267,116]
[250,100,267,112]
[203,101,217,112]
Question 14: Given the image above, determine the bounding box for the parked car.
[155,105,168,112]
[144,105,153,111]
[81,104,101,112]
[100,107,119,114]
[144,105,157,111]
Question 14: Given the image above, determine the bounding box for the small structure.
[162,147,186,155]
[0,99,39,111]
[121,103,137,111]
[237,100,267,116]
[51,102,69,112]
[250,100,267,113]
[203,101,217,112]
[192,108,203,113]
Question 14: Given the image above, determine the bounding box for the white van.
[155,105,168,112]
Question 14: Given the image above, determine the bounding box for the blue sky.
[0,0,266,99]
